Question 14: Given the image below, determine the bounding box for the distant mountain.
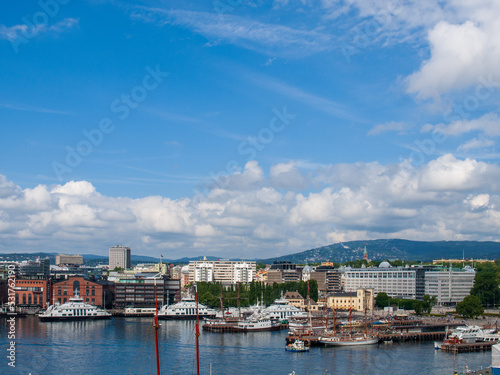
[260,239,500,264]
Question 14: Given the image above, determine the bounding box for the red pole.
[195,285,200,375]
[154,283,161,375]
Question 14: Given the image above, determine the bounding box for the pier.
[440,341,496,353]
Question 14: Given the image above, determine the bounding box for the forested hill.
[260,239,500,264]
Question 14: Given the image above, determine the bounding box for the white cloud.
[458,137,495,152]
[0,18,78,42]
[422,112,500,137]
[132,8,331,57]
[2,154,500,258]
[368,121,412,135]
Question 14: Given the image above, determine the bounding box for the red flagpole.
[195,284,200,375]
[154,282,161,375]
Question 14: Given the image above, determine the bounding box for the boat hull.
[39,315,111,322]
[320,337,379,346]
[236,325,281,332]
[158,314,216,320]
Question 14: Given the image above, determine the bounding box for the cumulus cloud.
[405,1,500,99]
[1,155,500,258]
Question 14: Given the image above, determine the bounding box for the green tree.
[422,295,437,314]
[375,292,390,308]
[413,301,424,315]
[456,295,485,318]
[470,265,500,307]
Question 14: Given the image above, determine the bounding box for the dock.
[441,341,496,353]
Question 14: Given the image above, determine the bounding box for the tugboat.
[38,295,111,321]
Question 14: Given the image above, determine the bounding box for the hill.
[260,239,500,264]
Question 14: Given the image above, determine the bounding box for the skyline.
[1,1,500,258]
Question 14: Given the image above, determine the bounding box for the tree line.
[192,280,318,309]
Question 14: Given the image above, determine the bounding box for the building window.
[58,288,61,295]
[92,289,95,296]
[73,280,80,296]
[28,294,32,305]
[64,290,67,295]
[23,294,26,304]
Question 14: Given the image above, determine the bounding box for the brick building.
[51,276,114,308]
[14,279,50,308]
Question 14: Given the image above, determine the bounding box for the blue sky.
[1,0,500,259]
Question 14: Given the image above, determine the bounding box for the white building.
[424,265,476,305]
[189,259,256,284]
[109,245,131,270]
[342,262,417,299]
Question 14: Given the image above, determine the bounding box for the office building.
[109,245,131,270]
[188,259,256,284]
[55,254,83,265]
[342,262,417,299]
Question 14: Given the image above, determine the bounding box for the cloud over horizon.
[1,154,499,259]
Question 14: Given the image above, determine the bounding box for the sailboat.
[319,289,378,346]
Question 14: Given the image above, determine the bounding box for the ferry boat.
[158,296,216,320]
[236,313,282,332]
[260,297,303,321]
[123,307,157,317]
[38,296,111,321]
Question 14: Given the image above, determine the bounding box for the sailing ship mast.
[195,283,200,375]
[307,281,312,333]
[153,279,161,375]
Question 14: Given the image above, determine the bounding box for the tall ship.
[158,295,216,320]
[38,296,111,321]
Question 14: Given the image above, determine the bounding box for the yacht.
[38,296,111,321]
[450,325,495,342]
[158,296,216,320]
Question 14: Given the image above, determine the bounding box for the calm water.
[0,316,493,375]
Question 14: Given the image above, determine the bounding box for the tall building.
[188,259,256,284]
[309,265,342,295]
[109,245,131,270]
[55,254,83,265]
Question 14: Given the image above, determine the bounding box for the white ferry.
[260,297,303,321]
[38,296,111,321]
[123,307,157,317]
[236,313,281,332]
[158,296,216,320]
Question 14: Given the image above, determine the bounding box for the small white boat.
[286,339,310,352]
[38,296,111,321]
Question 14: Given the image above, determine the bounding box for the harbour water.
[0,316,493,374]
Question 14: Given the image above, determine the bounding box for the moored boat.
[158,296,216,320]
[38,296,111,321]
[320,333,379,346]
[236,313,281,332]
[286,339,310,352]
